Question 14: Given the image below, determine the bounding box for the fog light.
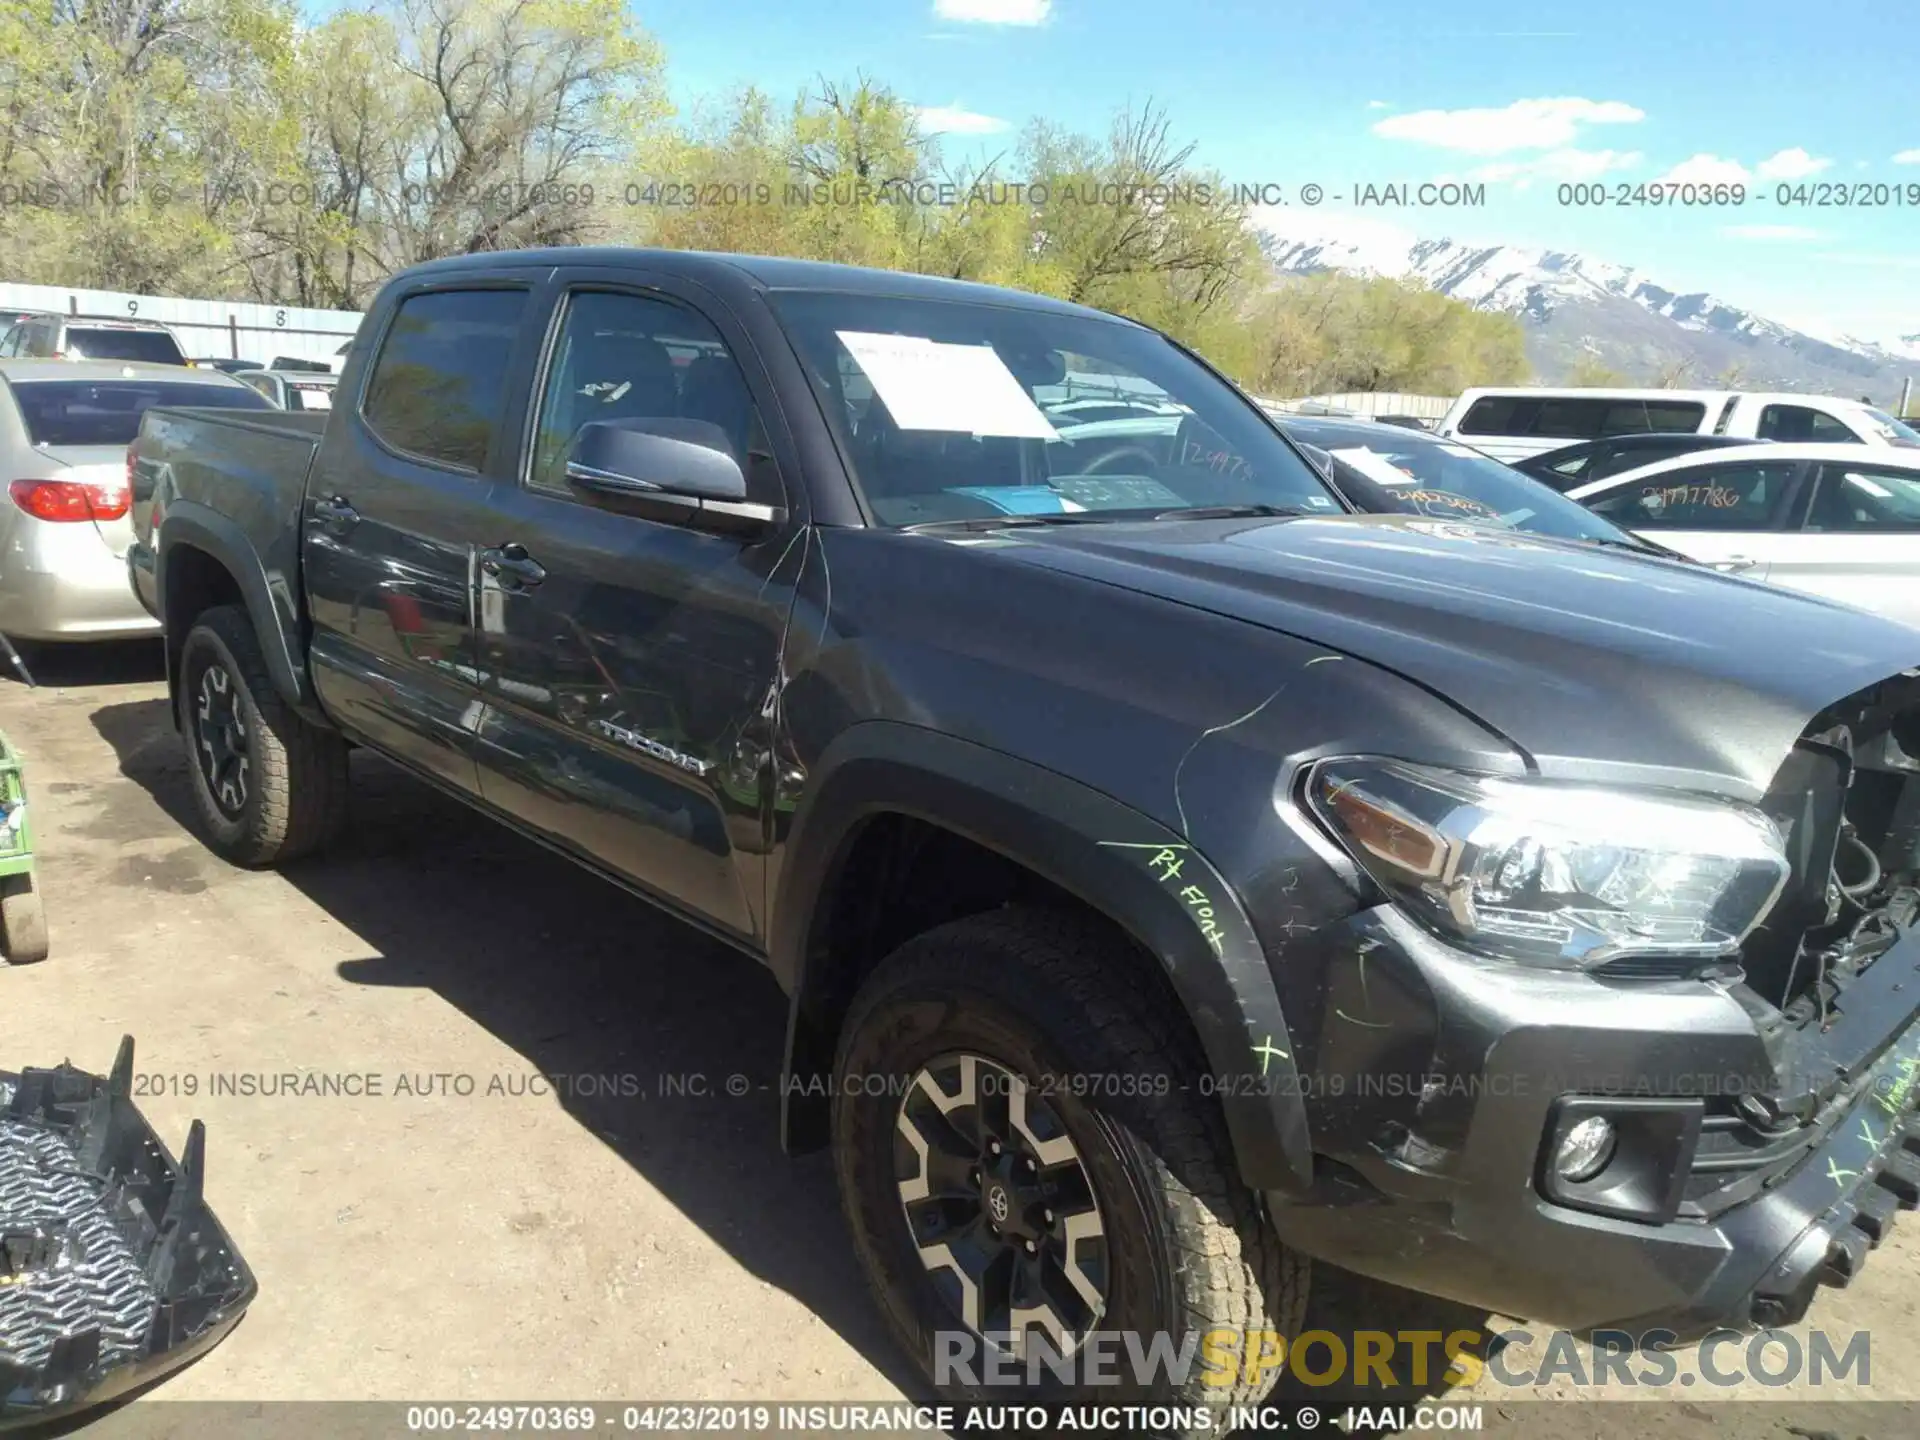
[1554,1115,1616,1182]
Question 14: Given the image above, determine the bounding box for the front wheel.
[178,605,348,867]
[833,907,1307,1423]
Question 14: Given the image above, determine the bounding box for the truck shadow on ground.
[1,639,165,691]
[91,693,1491,1427]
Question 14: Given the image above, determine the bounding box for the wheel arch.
[158,502,315,724]
[771,722,1313,1194]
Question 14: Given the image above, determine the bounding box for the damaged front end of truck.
[1269,664,1920,1338]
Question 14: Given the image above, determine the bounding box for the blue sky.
[642,0,1919,344]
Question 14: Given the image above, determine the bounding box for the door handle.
[313,495,359,528]
[1712,556,1758,573]
[480,543,547,590]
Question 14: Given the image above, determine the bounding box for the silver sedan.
[0,360,273,642]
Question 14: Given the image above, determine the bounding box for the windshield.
[769,291,1341,526]
[65,327,186,365]
[1286,425,1650,548]
[10,379,271,446]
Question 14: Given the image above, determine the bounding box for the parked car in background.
[1565,443,1920,625]
[0,360,272,643]
[234,369,338,412]
[189,358,260,375]
[1517,432,1765,490]
[267,355,334,374]
[1275,414,1670,554]
[1437,386,1920,462]
[0,313,190,368]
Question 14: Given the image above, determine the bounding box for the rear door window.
[1587,460,1801,531]
[1457,396,1532,435]
[1459,395,1706,439]
[1529,398,1611,439]
[1803,463,1920,531]
[1598,400,1705,435]
[362,288,529,471]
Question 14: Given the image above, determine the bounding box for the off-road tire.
[833,905,1307,1428]
[0,874,49,964]
[179,605,348,867]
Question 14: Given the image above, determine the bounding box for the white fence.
[1277,391,1456,419]
[0,282,364,367]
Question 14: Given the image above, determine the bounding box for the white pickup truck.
[1438,387,1920,462]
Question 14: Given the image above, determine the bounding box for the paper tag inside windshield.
[838,331,1058,438]
[1329,447,1418,486]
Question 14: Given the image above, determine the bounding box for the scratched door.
[469,280,807,943]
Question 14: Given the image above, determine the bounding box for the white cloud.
[1723,224,1822,241]
[913,104,1012,136]
[1656,153,1750,184]
[1895,148,1920,164]
[1370,97,1643,155]
[932,0,1050,23]
[1366,99,1392,110]
[1756,147,1831,180]
[1469,147,1641,186]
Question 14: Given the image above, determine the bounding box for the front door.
[303,282,537,795]
[468,279,807,942]
[1578,457,1812,581]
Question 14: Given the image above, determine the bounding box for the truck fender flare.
[157,502,311,713]
[771,721,1313,1194]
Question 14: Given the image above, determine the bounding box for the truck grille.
[0,1117,158,1376]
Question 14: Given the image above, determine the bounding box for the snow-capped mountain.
[1260,228,1914,399]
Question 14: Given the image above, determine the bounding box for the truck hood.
[996,513,1920,799]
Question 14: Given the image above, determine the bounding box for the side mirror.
[567,418,748,504]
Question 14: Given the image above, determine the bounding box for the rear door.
[465,272,808,942]
[1575,457,1812,578]
[1770,459,1920,626]
[302,280,541,796]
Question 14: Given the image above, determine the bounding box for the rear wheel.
[833,907,1307,1425]
[0,874,48,964]
[179,605,348,867]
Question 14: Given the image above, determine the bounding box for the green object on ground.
[0,729,49,962]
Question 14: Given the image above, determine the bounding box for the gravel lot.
[3,644,1916,1438]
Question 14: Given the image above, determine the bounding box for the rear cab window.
[5,379,271,446]
[64,327,188,365]
[362,288,529,471]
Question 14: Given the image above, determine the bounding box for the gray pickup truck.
[129,248,1920,1418]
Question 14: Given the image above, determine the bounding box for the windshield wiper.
[903,512,1122,533]
[1149,503,1307,521]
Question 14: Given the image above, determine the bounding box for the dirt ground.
[3,644,1916,1437]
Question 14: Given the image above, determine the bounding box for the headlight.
[1305,759,1789,969]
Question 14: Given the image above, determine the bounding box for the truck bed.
[128,407,329,633]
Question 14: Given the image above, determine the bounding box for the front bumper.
[1265,907,1920,1339]
[0,1037,256,1428]
[0,523,158,642]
